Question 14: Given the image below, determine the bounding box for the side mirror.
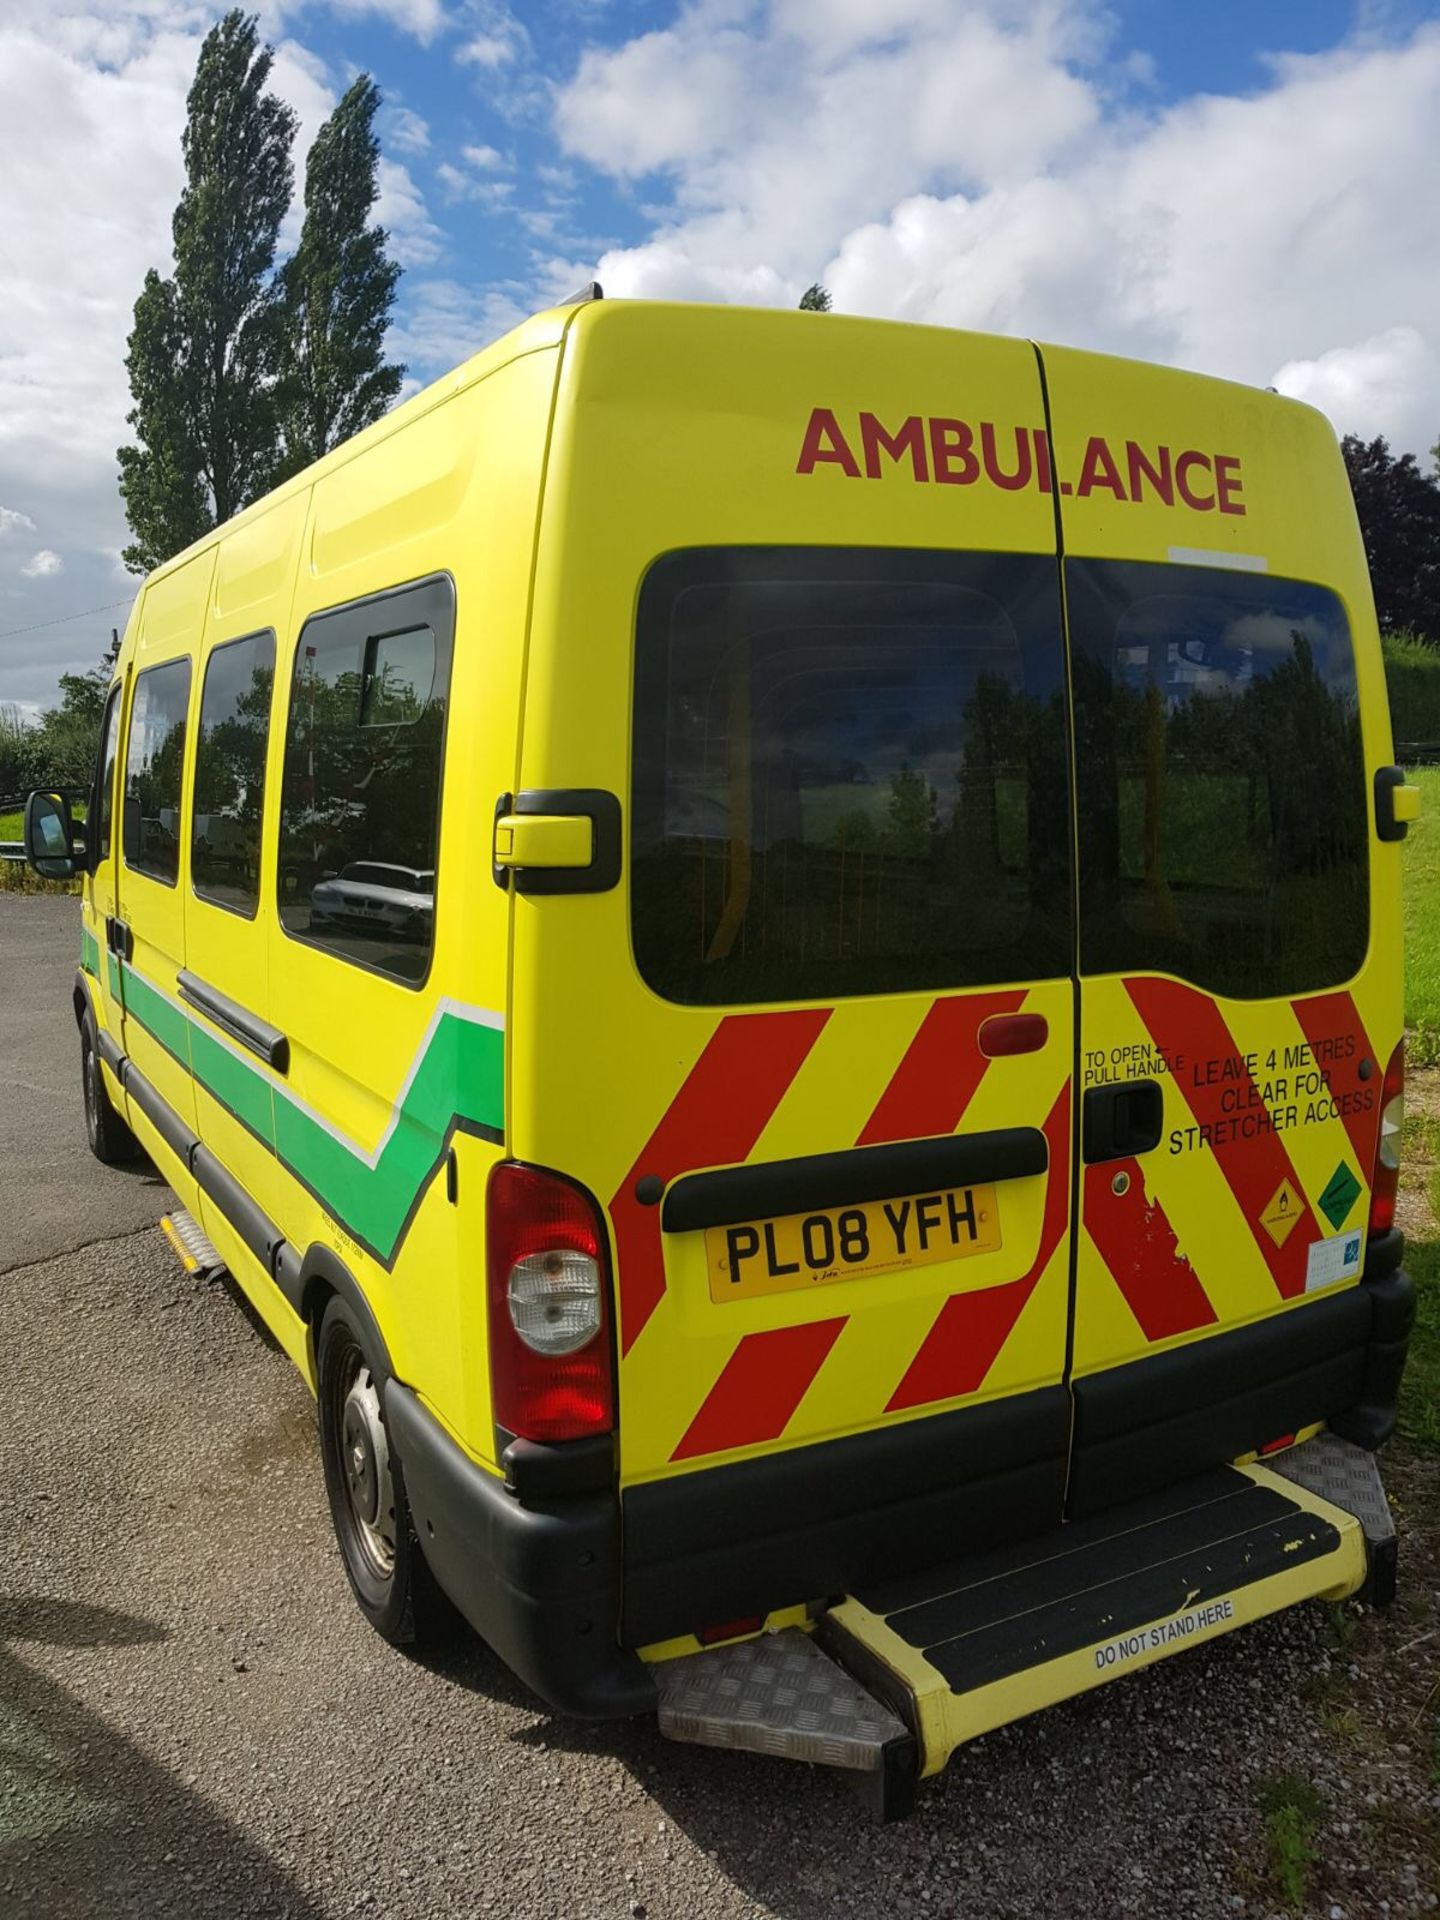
[24,791,84,879]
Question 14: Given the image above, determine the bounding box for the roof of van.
[135,297,1324,595]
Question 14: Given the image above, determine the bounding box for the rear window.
[1067,560,1368,998]
[631,547,1071,1006]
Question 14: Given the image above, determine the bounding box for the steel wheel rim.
[336,1346,397,1579]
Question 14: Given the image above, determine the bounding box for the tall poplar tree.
[275,76,405,476]
[117,11,296,573]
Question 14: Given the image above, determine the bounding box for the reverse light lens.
[487,1161,615,1443]
[1369,1040,1405,1237]
[507,1248,602,1356]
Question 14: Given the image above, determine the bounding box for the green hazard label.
[1319,1160,1362,1232]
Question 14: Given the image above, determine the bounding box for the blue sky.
[1,0,1438,711]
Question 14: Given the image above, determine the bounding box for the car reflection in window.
[309,862,435,943]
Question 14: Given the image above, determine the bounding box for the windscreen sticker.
[1259,1179,1304,1249]
[1305,1232,1364,1293]
[797,408,1247,515]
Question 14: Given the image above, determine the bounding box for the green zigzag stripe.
[115,958,504,1265]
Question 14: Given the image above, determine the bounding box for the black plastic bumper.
[383,1382,656,1719]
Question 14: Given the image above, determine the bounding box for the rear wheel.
[81,1021,139,1165]
[316,1295,447,1645]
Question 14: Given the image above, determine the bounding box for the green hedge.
[1384,633,1440,750]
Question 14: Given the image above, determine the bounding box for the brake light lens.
[487,1162,615,1443]
[1368,1039,1405,1237]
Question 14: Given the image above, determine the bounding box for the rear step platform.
[656,1436,1390,1819]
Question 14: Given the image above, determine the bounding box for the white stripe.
[1166,545,1268,573]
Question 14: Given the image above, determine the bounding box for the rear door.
[512,308,1076,1527]
[1041,348,1400,1512]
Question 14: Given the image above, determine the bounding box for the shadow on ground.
[0,1596,325,1920]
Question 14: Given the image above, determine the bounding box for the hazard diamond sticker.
[1260,1178,1303,1248]
[1319,1160,1362,1233]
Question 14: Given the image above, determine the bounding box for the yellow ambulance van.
[27,293,1422,1817]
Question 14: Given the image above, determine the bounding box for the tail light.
[1368,1039,1405,1237]
[486,1162,615,1443]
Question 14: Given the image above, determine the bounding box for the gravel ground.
[1,894,1437,1918]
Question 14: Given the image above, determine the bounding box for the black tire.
[315,1295,447,1646]
[81,1020,140,1165]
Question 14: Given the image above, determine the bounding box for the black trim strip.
[178,969,289,1072]
[95,1025,125,1080]
[192,1143,284,1275]
[661,1126,1048,1233]
[124,1058,201,1169]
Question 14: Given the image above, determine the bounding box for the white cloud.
[0,509,37,537]
[455,1,529,70]
[461,142,510,169]
[376,156,445,264]
[21,550,63,578]
[389,277,529,373]
[282,0,450,42]
[384,104,431,153]
[558,6,1440,456]
[1273,328,1440,450]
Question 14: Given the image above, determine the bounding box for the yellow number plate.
[706,1186,1002,1303]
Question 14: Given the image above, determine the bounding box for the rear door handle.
[1082,1078,1164,1164]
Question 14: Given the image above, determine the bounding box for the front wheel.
[81,1021,139,1165]
[315,1295,446,1645]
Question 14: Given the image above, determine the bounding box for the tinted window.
[1068,560,1368,998]
[123,659,191,886]
[632,548,1071,1006]
[192,630,275,917]
[277,578,453,985]
[94,683,121,862]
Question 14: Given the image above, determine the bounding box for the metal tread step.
[820,1433,1383,1773]
[159,1209,227,1280]
[653,1434,1388,1818]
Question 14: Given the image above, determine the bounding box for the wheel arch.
[298,1243,397,1388]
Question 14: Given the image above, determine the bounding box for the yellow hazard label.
[1260,1179,1303,1248]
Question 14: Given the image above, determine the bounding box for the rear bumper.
[387,1243,1411,1714]
[383,1381,656,1718]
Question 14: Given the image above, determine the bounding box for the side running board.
[160,1209,227,1282]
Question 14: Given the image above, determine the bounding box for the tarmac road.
[1,892,1435,1919]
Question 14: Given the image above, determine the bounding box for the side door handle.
[106,916,133,960]
[1082,1078,1164,1164]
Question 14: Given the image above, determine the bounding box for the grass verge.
[1404,767,1440,1067]
[1396,1098,1440,1456]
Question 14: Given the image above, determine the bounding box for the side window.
[122,658,192,887]
[192,630,276,918]
[94,683,122,863]
[1068,560,1368,998]
[631,547,1072,1006]
[276,577,453,986]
